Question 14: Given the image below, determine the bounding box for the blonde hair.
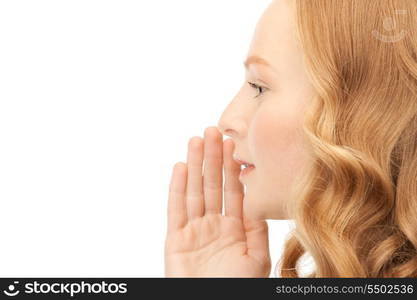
[277,0,417,277]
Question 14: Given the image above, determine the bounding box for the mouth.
[233,157,255,168]
[239,163,255,180]
[241,163,255,170]
[233,154,256,179]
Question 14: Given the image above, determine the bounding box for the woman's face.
[217,0,315,220]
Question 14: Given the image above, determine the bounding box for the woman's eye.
[247,82,266,98]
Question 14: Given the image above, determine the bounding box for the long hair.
[277,0,417,277]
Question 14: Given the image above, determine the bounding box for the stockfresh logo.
[372,9,408,43]
[3,281,20,297]
[2,280,128,298]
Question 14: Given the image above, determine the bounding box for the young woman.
[165,0,417,277]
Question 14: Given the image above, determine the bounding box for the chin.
[243,193,290,220]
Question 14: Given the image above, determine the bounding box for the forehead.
[246,0,300,74]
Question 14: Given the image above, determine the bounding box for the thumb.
[243,216,271,265]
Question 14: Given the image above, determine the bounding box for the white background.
[0,0,295,277]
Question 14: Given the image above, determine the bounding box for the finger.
[186,136,205,220]
[223,138,244,219]
[203,126,223,215]
[167,162,188,231]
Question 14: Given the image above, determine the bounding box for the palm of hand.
[165,127,271,277]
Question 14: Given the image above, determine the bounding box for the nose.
[217,88,249,139]
[217,122,233,138]
[217,115,245,139]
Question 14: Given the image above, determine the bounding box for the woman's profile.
[165,0,417,277]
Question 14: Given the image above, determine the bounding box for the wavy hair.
[276,0,417,277]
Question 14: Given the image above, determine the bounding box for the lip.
[232,154,255,167]
[233,153,255,182]
[239,164,255,181]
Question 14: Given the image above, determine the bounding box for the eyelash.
[247,82,267,98]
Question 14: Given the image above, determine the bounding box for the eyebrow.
[243,55,272,70]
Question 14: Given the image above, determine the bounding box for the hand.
[165,126,271,277]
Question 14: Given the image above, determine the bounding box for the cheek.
[245,105,306,219]
[250,106,302,168]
